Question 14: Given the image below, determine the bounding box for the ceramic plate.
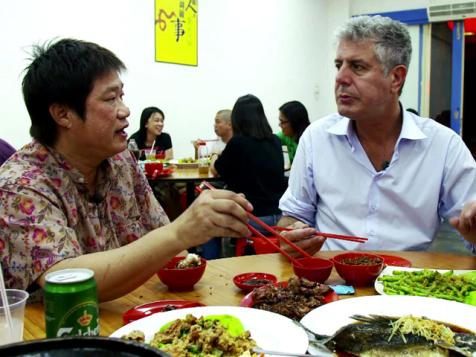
[144,168,174,178]
[122,300,206,324]
[374,266,475,295]
[301,295,476,355]
[111,306,309,356]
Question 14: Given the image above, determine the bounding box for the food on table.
[178,157,196,163]
[252,276,331,320]
[122,314,258,357]
[308,314,476,357]
[242,278,273,286]
[122,329,145,343]
[340,255,383,265]
[378,269,476,304]
[176,253,202,269]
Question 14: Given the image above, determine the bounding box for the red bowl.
[233,272,278,293]
[157,256,206,291]
[292,257,333,283]
[144,162,163,176]
[332,252,384,286]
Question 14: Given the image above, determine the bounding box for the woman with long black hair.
[129,106,173,159]
[211,94,287,231]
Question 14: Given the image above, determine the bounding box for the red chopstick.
[246,224,305,267]
[197,181,314,265]
[273,226,368,243]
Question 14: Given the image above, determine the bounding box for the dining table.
[148,166,224,207]
[23,251,476,340]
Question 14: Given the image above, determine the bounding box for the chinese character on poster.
[155,0,198,66]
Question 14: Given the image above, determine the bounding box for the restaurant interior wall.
[0,0,347,160]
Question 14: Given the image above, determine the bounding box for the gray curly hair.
[335,15,412,76]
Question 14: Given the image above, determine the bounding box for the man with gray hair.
[278,16,476,254]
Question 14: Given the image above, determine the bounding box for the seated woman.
[129,107,173,159]
[277,101,310,164]
[211,94,287,232]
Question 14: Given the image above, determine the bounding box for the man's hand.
[449,201,476,244]
[172,189,252,247]
[277,216,325,257]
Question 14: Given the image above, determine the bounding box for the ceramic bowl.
[292,257,333,283]
[157,256,206,291]
[332,252,384,286]
[232,272,278,293]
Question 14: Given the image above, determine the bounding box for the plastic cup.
[0,289,29,345]
[145,150,157,161]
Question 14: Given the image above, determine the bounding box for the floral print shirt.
[0,141,169,293]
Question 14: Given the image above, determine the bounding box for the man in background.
[194,109,232,159]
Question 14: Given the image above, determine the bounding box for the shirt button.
[369,230,375,236]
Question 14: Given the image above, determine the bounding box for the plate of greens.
[374,266,476,305]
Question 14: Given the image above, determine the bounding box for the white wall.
[0,0,426,159]
[350,0,429,15]
[0,0,341,159]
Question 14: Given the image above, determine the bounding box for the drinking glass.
[0,289,29,345]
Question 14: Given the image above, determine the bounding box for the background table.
[23,251,476,340]
[149,167,223,206]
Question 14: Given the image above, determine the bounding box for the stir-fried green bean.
[378,269,476,303]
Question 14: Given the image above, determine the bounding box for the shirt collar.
[42,142,114,196]
[326,104,427,142]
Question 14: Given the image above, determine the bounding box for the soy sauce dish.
[233,272,277,293]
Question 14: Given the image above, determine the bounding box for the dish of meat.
[239,276,338,320]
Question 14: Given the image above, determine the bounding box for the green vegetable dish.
[378,269,476,305]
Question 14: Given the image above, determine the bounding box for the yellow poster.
[155,0,198,66]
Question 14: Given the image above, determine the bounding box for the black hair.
[231,94,273,139]
[129,107,165,149]
[22,38,126,146]
[279,101,310,142]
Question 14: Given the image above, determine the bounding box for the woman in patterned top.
[0,39,252,302]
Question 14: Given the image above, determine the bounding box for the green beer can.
[44,268,99,338]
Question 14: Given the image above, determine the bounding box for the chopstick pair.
[272,226,368,244]
[197,181,313,267]
[196,181,368,265]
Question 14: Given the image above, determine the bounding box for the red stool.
[235,236,280,256]
[253,237,279,254]
[235,238,248,256]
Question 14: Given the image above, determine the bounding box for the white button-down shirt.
[279,111,476,251]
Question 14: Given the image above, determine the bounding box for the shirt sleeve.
[0,187,83,290]
[279,128,318,226]
[164,133,173,150]
[439,133,476,219]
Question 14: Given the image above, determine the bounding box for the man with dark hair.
[0,39,252,301]
[278,16,476,254]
